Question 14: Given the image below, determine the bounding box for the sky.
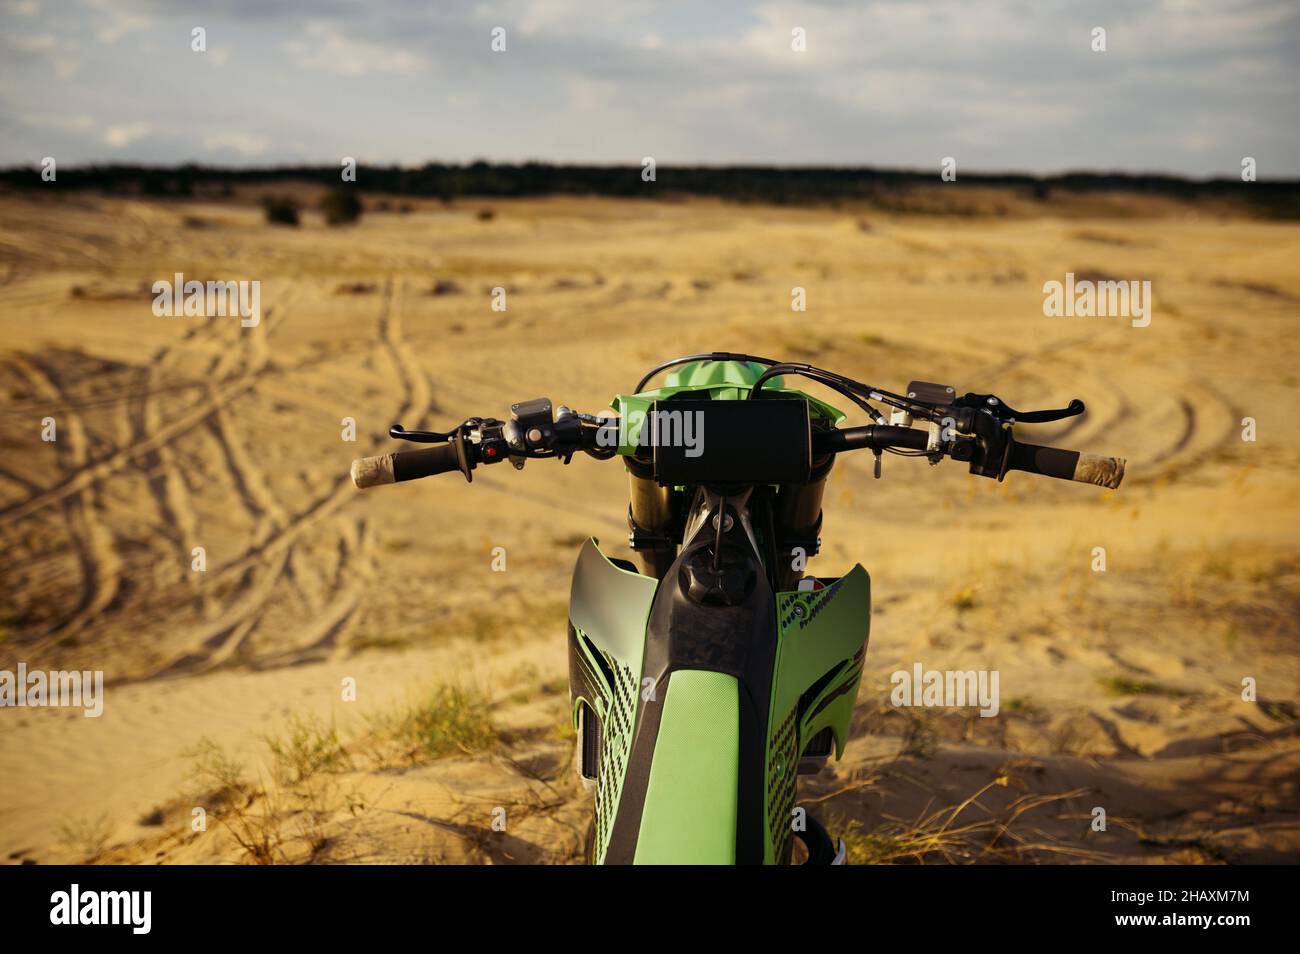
[1,0,1297,177]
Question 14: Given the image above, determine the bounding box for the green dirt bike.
[350,354,1125,864]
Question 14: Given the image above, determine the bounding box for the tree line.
[2,161,1295,217]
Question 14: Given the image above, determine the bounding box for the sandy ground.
[0,189,1297,864]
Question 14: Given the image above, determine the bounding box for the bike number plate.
[650,399,811,486]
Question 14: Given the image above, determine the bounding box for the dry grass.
[166,678,586,864]
[263,715,352,785]
[56,812,114,862]
[182,738,281,864]
[1096,676,1189,698]
[364,684,498,767]
[830,780,1102,864]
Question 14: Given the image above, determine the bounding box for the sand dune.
[0,191,1296,863]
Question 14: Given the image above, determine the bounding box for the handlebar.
[350,392,1126,492]
[813,424,930,454]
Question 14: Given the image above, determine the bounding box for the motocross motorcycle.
[350,354,1125,864]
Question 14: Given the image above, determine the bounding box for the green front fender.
[633,670,740,864]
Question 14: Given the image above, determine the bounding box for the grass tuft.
[1097,675,1188,698]
[828,781,1100,864]
[263,715,351,786]
[367,684,497,764]
[57,812,114,861]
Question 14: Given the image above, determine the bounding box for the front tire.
[794,814,838,865]
[582,815,597,865]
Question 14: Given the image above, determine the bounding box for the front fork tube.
[771,454,834,590]
[627,457,678,578]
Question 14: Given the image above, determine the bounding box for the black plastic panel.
[651,399,811,486]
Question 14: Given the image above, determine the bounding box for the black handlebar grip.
[394,444,463,481]
[351,443,465,489]
[1006,440,1126,489]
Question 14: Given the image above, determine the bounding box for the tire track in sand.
[9,353,123,644]
[14,296,292,660]
[0,301,290,528]
[145,279,417,677]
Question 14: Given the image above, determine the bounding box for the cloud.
[23,112,94,131]
[103,122,152,147]
[565,76,617,112]
[202,131,269,156]
[0,0,1295,174]
[471,0,664,38]
[283,20,428,76]
[6,32,82,78]
[84,0,155,44]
